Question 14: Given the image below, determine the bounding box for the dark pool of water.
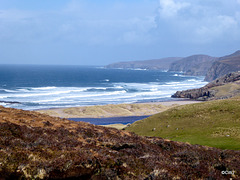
[69,115,150,125]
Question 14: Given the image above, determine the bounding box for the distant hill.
[172,71,240,101]
[105,57,182,70]
[205,50,240,81]
[168,55,217,76]
[105,50,240,81]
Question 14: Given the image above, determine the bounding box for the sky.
[0,0,240,65]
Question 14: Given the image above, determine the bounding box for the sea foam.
[0,66,207,110]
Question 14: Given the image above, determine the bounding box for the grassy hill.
[127,97,240,150]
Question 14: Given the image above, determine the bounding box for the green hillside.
[127,97,240,150]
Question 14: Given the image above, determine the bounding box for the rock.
[172,71,240,101]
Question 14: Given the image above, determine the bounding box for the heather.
[0,106,239,179]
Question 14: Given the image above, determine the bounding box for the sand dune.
[37,100,200,118]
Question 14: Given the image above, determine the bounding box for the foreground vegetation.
[127,97,240,150]
[1,106,240,179]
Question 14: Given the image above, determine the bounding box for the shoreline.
[36,99,201,128]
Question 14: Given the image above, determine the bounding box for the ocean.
[0,64,207,110]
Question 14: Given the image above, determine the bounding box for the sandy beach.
[37,99,201,119]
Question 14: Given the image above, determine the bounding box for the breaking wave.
[0,65,207,110]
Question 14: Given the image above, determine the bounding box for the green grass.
[211,82,240,98]
[126,98,240,150]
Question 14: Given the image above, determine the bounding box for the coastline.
[36,99,201,129]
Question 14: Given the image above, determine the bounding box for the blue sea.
[0,64,207,110]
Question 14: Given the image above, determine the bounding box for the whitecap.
[132,68,147,71]
[90,87,107,90]
[114,86,124,89]
[66,90,127,99]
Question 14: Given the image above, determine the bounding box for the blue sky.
[0,0,240,65]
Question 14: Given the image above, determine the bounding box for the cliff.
[105,57,182,70]
[172,71,240,100]
[1,106,240,179]
[205,50,240,81]
[168,55,217,76]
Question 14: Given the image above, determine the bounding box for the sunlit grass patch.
[127,98,240,150]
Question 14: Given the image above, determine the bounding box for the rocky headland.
[168,55,217,76]
[205,50,240,81]
[105,50,240,83]
[172,71,240,100]
[1,105,240,179]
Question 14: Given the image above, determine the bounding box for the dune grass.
[127,97,240,150]
[211,82,240,98]
[37,103,170,118]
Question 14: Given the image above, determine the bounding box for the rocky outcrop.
[168,55,217,76]
[105,57,182,70]
[172,87,216,100]
[172,71,240,100]
[1,106,240,179]
[205,50,240,81]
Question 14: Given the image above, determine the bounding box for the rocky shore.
[172,71,240,100]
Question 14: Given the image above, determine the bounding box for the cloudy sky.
[0,0,240,65]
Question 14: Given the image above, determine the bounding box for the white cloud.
[0,1,159,46]
[158,0,190,18]
[195,15,238,43]
[156,0,240,44]
[1,0,240,64]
